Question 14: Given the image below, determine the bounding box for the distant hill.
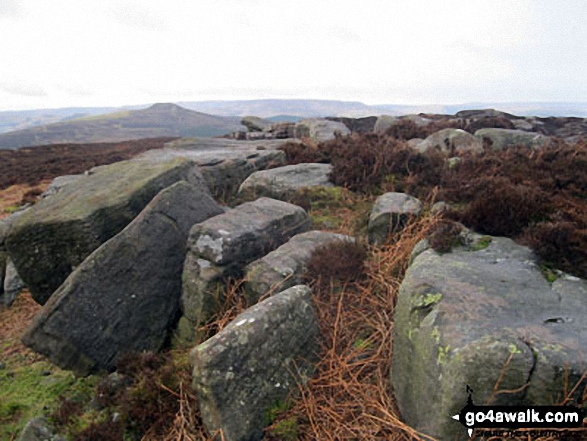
[3,100,587,144]
[0,103,244,150]
[0,106,123,134]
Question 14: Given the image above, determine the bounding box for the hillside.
[0,104,243,150]
[4,101,587,140]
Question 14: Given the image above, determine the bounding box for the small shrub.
[428,221,464,253]
[20,187,43,205]
[50,397,83,430]
[278,141,328,165]
[115,352,178,438]
[520,222,587,279]
[457,178,550,237]
[74,421,124,441]
[304,240,367,290]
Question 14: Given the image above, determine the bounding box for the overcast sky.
[1,0,586,111]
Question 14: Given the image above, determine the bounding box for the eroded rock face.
[238,163,333,200]
[181,198,311,331]
[417,128,482,154]
[244,230,353,303]
[2,258,26,306]
[17,417,66,441]
[191,285,320,441]
[294,118,350,142]
[391,236,587,440]
[22,181,223,375]
[188,197,310,266]
[137,138,288,197]
[474,128,551,150]
[41,174,83,199]
[368,192,422,244]
[6,156,202,304]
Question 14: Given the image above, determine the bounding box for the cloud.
[0,0,22,19]
[1,83,47,97]
[110,2,166,31]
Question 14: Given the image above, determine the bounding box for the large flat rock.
[137,138,288,196]
[5,156,202,304]
[244,230,353,303]
[474,128,551,150]
[294,118,350,142]
[238,163,333,200]
[190,285,320,441]
[22,181,223,375]
[188,197,310,266]
[391,235,587,440]
[416,128,482,154]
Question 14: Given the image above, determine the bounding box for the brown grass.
[0,137,177,190]
[265,211,441,440]
[0,290,43,365]
[0,183,50,219]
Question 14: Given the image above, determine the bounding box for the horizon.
[3,98,587,115]
[2,1,587,112]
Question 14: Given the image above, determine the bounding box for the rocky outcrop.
[6,156,203,305]
[374,115,432,134]
[181,198,311,332]
[294,119,350,142]
[2,258,26,306]
[41,175,83,199]
[244,230,353,303]
[368,193,422,244]
[191,285,319,441]
[392,234,587,440]
[416,128,482,154]
[17,417,66,441]
[238,163,333,200]
[139,138,288,196]
[22,181,223,375]
[241,116,273,132]
[474,128,551,150]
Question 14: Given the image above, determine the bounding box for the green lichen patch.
[470,235,493,251]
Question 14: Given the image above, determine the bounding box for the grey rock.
[137,138,288,197]
[474,128,551,150]
[2,257,26,306]
[238,163,333,200]
[391,237,587,440]
[241,116,273,132]
[41,175,83,199]
[368,193,422,244]
[512,119,535,131]
[180,254,239,326]
[406,138,424,149]
[294,118,350,142]
[417,128,482,154]
[244,230,353,303]
[17,417,66,441]
[430,201,450,215]
[374,115,399,133]
[181,198,311,330]
[6,156,202,304]
[22,181,223,375]
[188,197,310,266]
[191,285,319,441]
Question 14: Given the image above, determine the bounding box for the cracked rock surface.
[190,285,319,441]
[22,180,223,375]
[391,235,587,440]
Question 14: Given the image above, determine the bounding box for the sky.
[1,0,587,111]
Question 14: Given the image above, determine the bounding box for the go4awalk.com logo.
[451,386,585,438]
